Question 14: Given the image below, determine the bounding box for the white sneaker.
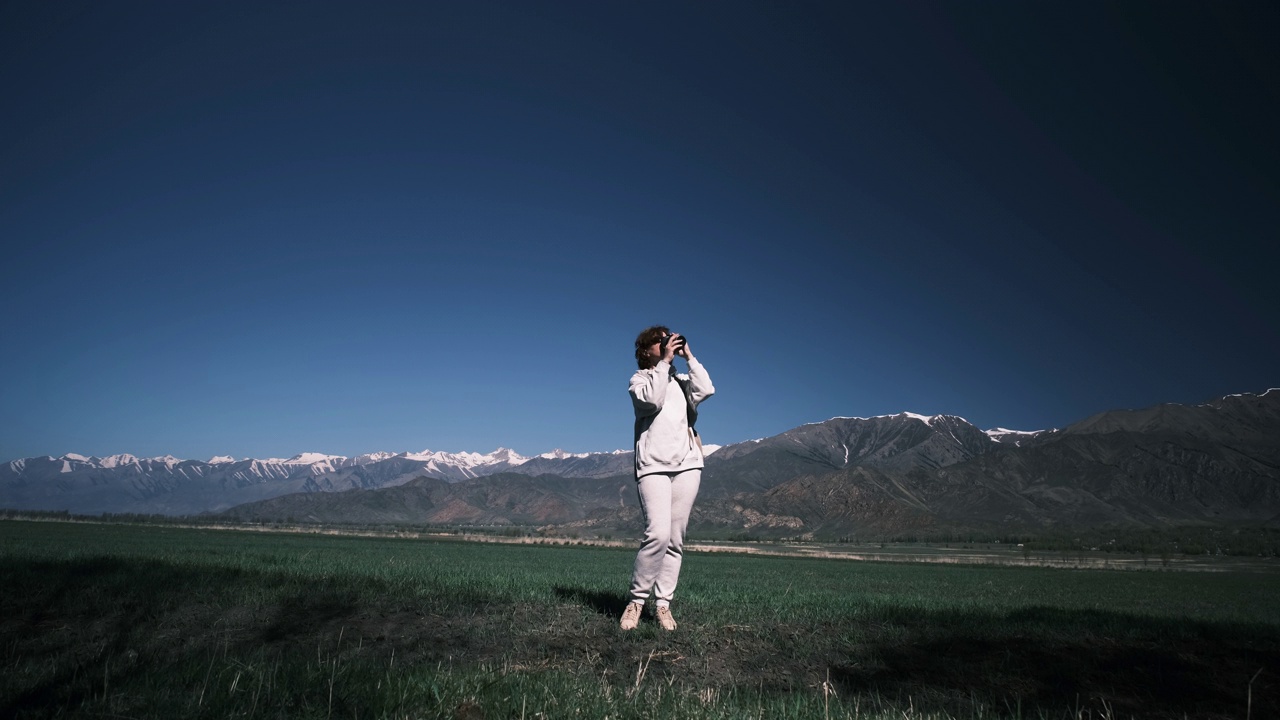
[619,602,643,631]
[656,606,677,631]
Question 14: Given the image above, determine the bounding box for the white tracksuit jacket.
[629,357,715,478]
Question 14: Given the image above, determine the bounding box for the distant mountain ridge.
[218,389,1280,536]
[4,390,1277,535]
[710,412,1008,471]
[0,446,599,515]
[3,411,1031,516]
[23,447,536,478]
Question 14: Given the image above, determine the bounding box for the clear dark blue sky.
[3,2,1277,462]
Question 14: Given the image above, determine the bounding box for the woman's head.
[634,325,670,369]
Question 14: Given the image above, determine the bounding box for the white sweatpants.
[628,468,701,607]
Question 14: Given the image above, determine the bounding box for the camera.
[661,333,687,353]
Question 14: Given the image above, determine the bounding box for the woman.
[620,325,715,631]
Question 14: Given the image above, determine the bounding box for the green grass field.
[2,520,1277,719]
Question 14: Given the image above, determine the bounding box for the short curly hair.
[634,325,671,370]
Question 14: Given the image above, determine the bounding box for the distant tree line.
[702,525,1280,557]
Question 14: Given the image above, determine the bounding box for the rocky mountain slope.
[219,472,639,527]
[216,390,1280,536]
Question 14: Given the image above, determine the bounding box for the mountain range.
[1,447,590,515]
[4,389,1278,537]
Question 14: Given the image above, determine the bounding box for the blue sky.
[2,2,1277,462]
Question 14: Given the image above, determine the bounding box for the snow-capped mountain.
[537,449,593,460]
[984,428,1046,446]
[709,411,1014,474]
[508,449,633,479]
[0,410,1031,516]
[219,389,1280,535]
[7,389,1276,523]
[400,447,528,478]
[0,447,539,515]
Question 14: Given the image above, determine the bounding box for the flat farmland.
[2,520,1277,719]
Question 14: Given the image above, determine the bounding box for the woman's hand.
[673,334,690,360]
[661,334,679,363]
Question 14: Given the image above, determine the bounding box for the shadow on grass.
[0,556,387,718]
[3,556,1278,719]
[825,607,1277,720]
[261,588,360,642]
[0,557,249,717]
[552,585,630,619]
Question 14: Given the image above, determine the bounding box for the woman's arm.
[684,355,715,405]
[629,361,671,416]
